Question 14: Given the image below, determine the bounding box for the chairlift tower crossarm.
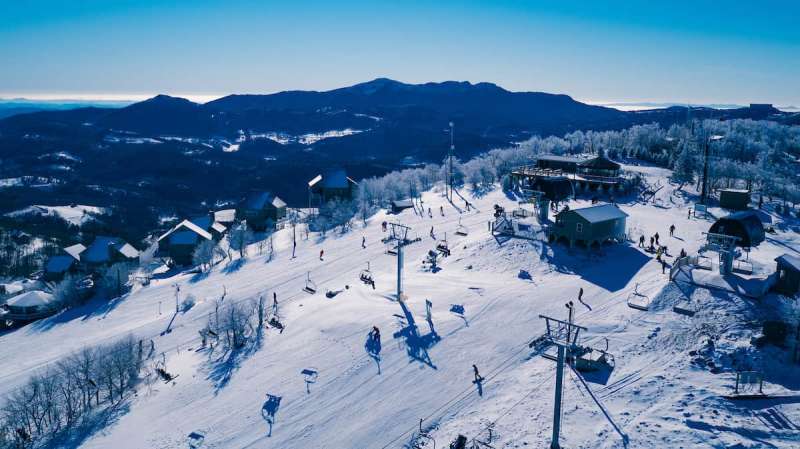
[538,313,588,449]
[386,222,414,300]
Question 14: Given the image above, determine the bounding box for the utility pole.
[701,130,710,205]
[173,284,180,313]
[448,121,454,201]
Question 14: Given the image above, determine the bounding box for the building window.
[576,223,583,233]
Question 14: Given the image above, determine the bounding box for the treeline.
[0,336,145,448]
[355,119,800,212]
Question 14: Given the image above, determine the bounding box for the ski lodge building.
[550,204,629,247]
[511,152,631,194]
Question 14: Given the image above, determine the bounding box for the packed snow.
[1,164,798,449]
[5,204,107,226]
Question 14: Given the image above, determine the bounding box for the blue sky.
[1,0,798,105]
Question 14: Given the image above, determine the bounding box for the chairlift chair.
[359,262,374,286]
[626,283,651,311]
[455,218,468,236]
[436,232,451,257]
[302,271,317,294]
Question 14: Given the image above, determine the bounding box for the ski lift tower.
[539,308,588,449]
[386,222,414,300]
[701,232,739,274]
[521,189,546,222]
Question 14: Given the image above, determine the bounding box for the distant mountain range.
[0,78,792,241]
[0,99,133,119]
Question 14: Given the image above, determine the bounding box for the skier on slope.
[319,249,324,261]
[669,224,676,237]
[362,236,366,248]
[472,364,483,383]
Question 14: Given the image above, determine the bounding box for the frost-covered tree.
[671,141,696,188]
[192,239,220,271]
[228,224,253,258]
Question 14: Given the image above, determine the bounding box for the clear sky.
[1,0,798,105]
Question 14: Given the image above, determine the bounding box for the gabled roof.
[46,255,76,273]
[242,191,287,210]
[309,169,358,189]
[7,290,55,308]
[776,254,800,272]
[578,154,621,171]
[158,219,213,243]
[189,215,212,230]
[115,243,139,259]
[63,243,86,260]
[83,236,123,264]
[570,204,628,223]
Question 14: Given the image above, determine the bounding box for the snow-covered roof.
[242,191,286,210]
[46,255,76,273]
[578,154,621,171]
[115,243,139,259]
[83,236,122,263]
[63,243,86,260]
[82,236,138,263]
[214,209,236,223]
[6,290,55,308]
[308,174,323,188]
[211,222,227,233]
[571,204,628,223]
[775,254,800,272]
[158,219,213,243]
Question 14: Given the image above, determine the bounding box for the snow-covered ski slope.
[1,164,799,448]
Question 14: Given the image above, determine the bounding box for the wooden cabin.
[44,243,86,281]
[81,237,139,271]
[550,204,628,247]
[390,199,414,214]
[238,191,287,231]
[156,218,218,266]
[308,169,358,205]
